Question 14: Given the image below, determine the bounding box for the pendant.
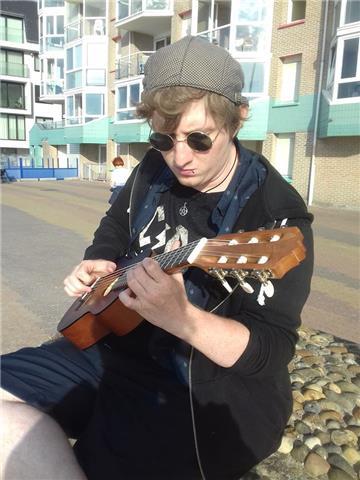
[179,202,188,216]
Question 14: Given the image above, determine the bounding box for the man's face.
[151,98,237,192]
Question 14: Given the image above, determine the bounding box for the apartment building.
[0,0,62,167]
[29,0,359,207]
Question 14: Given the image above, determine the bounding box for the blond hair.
[136,87,247,137]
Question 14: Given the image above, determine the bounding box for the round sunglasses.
[148,130,221,152]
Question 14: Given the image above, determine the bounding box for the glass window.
[34,53,40,71]
[1,82,25,109]
[235,26,265,52]
[118,87,127,108]
[86,69,105,86]
[241,62,265,94]
[86,94,103,115]
[66,70,82,89]
[130,83,140,105]
[6,17,24,42]
[47,58,55,77]
[274,134,294,180]
[66,48,73,70]
[57,16,64,34]
[289,0,306,22]
[46,16,54,35]
[74,45,82,69]
[67,96,74,116]
[341,37,359,79]
[338,81,360,98]
[0,114,8,139]
[345,0,360,24]
[197,0,210,32]
[236,0,267,22]
[280,56,302,101]
[118,0,129,19]
[87,44,104,67]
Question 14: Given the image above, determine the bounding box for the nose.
[172,140,193,167]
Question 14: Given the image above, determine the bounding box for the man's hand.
[64,259,116,297]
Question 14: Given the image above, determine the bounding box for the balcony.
[0,62,29,78]
[36,119,65,129]
[65,17,106,42]
[0,26,24,43]
[115,51,153,80]
[40,79,64,97]
[115,0,173,36]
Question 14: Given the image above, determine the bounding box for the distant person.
[109,156,131,205]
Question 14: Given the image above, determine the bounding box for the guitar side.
[58,286,143,350]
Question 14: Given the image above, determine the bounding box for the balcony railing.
[115,51,153,80]
[0,26,24,43]
[41,79,64,96]
[117,0,171,21]
[37,120,65,129]
[0,61,29,77]
[65,17,106,42]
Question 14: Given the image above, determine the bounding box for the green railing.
[0,61,29,77]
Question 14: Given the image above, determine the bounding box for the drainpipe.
[307,0,329,206]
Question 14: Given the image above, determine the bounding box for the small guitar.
[58,227,306,349]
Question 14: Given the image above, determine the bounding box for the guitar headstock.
[189,227,305,292]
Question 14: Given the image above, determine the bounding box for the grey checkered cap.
[143,36,245,105]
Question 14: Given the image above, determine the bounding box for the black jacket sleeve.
[83,166,138,261]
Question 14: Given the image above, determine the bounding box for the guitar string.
[89,237,282,293]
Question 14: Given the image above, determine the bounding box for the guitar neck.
[110,239,203,291]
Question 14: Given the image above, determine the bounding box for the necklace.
[179,152,238,217]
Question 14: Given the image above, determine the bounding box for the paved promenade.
[1,179,359,353]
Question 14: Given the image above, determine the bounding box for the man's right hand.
[63,259,116,297]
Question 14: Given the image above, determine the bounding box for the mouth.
[177,168,196,177]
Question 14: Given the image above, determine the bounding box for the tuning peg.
[210,269,233,293]
[230,271,254,294]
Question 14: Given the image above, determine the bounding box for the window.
[85,93,104,121]
[0,49,25,76]
[241,62,265,95]
[288,0,306,22]
[34,53,40,71]
[66,93,82,124]
[86,69,105,86]
[279,55,302,102]
[274,134,295,180]
[116,82,141,121]
[35,85,46,103]
[0,82,25,109]
[66,44,82,89]
[196,0,231,49]
[0,16,24,43]
[327,35,360,100]
[345,0,360,24]
[0,114,25,140]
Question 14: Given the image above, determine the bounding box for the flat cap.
[143,35,245,105]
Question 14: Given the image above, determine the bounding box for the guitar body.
[58,256,145,349]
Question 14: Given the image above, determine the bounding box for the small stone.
[297,348,316,358]
[316,430,331,444]
[342,446,360,465]
[328,382,343,394]
[323,443,343,455]
[328,466,355,480]
[277,435,295,454]
[319,410,343,423]
[324,390,355,413]
[296,367,324,382]
[314,445,328,459]
[330,429,358,447]
[328,372,347,382]
[347,365,360,375]
[311,334,331,347]
[295,421,312,435]
[306,383,324,393]
[327,420,342,430]
[304,452,330,476]
[337,381,360,394]
[303,355,326,366]
[319,400,344,414]
[346,425,360,436]
[291,443,310,462]
[292,400,303,412]
[302,413,324,429]
[328,453,357,478]
[304,401,322,415]
[304,435,322,449]
[303,389,325,401]
[352,406,360,421]
[329,346,348,354]
[292,390,306,403]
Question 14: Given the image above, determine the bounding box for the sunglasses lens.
[149,132,174,151]
[187,132,213,151]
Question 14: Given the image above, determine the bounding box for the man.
[1,36,313,480]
